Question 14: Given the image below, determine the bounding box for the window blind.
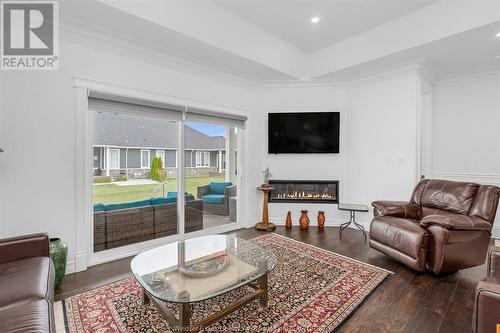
[186,107,247,128]
[87,91,184,121]
[87,91,247,128]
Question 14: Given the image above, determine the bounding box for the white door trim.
[73,78,249,272]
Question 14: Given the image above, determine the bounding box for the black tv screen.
[268,112,340,154]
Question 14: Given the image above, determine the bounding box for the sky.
[186,121,226,137]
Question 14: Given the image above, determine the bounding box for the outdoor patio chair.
[197,182,236,216]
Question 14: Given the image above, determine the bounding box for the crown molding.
[431,172,500,185]
[260,60,436,90]
[73,77,255,118]
[345,59,434,88]
[260,78,346,90]
[59,16,262,92]
[434,66,500,86]
[60,16,495,92]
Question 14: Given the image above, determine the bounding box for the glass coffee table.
[131,235,277,332]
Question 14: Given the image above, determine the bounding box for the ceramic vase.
[50,238,67,290]
[286,211,292,229]
[299,210,310,230]
[317,211,325,229]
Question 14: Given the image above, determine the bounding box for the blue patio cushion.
[202,194,225,204]
[105,199,152,211]
[151,197,176,205]
[153,193,195,205]
[209,182,232,195]
[93,203,106,212]
[166,192,190,198]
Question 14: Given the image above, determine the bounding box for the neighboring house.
[93,112,228,178]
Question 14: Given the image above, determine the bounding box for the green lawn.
[93,176,225,204]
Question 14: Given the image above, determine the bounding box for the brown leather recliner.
[369,179,500,274]
[473,246,500,333]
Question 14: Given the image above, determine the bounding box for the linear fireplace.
[268,180,339,204]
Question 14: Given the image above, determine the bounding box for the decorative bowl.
[179,250,230,278]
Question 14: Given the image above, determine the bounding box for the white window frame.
[109,148,120,170]
[155,150,165,168]
[195,151,210,167]
[76,79,248,274]
[141,149,151,169]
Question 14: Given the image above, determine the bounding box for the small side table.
[255,185,276,231]
[338,203,369,240]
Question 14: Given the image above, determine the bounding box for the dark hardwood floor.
[56,226,489,333]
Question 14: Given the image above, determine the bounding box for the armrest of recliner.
[371,201,420,219]
[420,214,492,231]
[488,246,500,279]
[474,278,500,333]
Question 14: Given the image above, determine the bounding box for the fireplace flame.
[276,191,334,199]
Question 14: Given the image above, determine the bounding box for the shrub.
[150,157,165,181]
[94,176,111,184]
[157,169,167,182]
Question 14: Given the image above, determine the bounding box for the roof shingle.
[93,112,226,150]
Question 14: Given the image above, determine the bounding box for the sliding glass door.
[87,91,246,262]
[92,110,179,252]
[184,120,240,233]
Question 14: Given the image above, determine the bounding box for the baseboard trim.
[492,226,500,240]
[74,251,88,273]
[269,218,370,231]
[65,260,75,275]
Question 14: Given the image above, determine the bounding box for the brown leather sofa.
[0,233,55,332]
[473,246,500,333]
[369,179,500,274]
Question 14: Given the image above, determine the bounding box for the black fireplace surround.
[268,180,339,204]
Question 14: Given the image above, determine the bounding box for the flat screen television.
[268,112,340,154]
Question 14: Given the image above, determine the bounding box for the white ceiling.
[318,21,500,81]
[62,0,500,82]
[212,0,438,52]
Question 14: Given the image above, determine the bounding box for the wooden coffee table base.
[142,273,269,332]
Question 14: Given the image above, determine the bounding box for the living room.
[0,0,499,332]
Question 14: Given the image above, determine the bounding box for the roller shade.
[87,91,247,128]
[88,91,184,121]
[186,107,247,128]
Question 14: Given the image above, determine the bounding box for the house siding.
[93,147,101,168]
[185,150,194,168]
[120,148,127,168]
[210,151,218,167]
[127,149,141,168]
[165,150,176,168]
[94,147,225,178]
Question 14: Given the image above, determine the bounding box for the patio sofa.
[94,193,203,251]
[197,182,237,215]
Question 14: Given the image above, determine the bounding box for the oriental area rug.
[56,233,391,333]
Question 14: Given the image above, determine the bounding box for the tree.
[150,156,165,181]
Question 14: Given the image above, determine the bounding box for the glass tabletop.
[130,235,277,303]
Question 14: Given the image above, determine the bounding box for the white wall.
[5,21,498,275]
[432,71,500,235]
[0,28,260,270]
[258,71,420,228]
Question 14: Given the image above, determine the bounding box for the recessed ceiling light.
[311,17,320,24]
[496,32,500,37]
